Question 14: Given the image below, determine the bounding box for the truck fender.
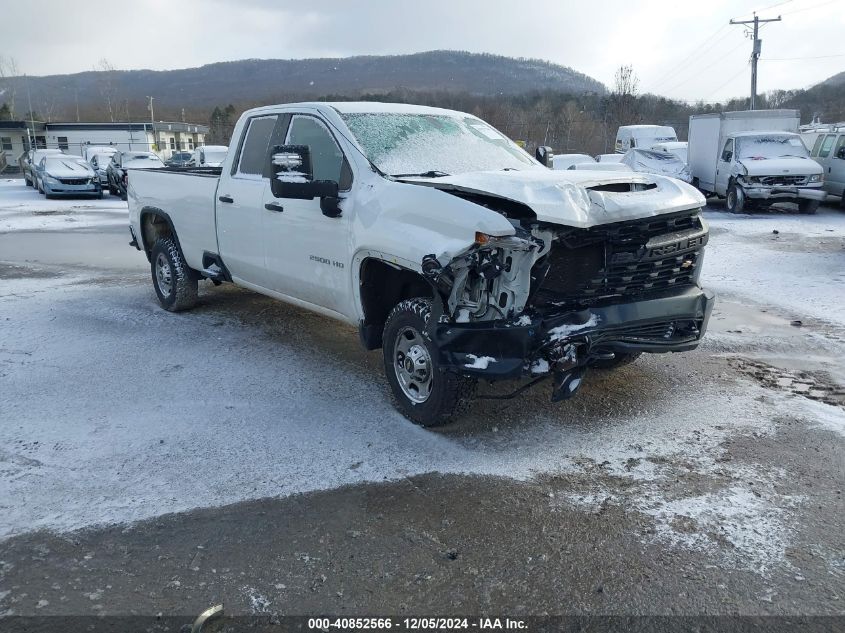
[139,207,182,261]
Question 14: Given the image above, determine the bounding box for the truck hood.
[401,169,705,229]
[738,157,822,177]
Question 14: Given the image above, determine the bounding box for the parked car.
[107,151,165,199]
[82,145,117,163]
[188,145,228,167]
[35,155,101,199]
[650,141,689,164]
[551,153,595,170]
[621,148,691,183]
[20,148,64,187]
[802,123,845,207]
[89,152,115,187]
[127,101,713,426]
[165,151,193,167]
[615,125,678,153]
[688,109,824,214]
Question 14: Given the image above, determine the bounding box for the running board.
[201,251,232,284]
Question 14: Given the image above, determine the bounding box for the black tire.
[726,183,746,214]
[25,176,32,187]
[382,298,477,427]
[150,237,198,312]
[589,352,642,370]
[798,199,820,215]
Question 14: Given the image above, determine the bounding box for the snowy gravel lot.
[0,178,843,616]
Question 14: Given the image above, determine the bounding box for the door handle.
[264,202,284,212]
[218,195,234,203]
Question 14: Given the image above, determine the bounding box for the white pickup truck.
[128,102,714,426]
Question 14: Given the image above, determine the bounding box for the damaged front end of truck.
[415,173,716,401]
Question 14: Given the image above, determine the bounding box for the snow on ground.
[701,206,845,327]
[0,182,843,577]
[0,179,127,234]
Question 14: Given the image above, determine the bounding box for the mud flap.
[551,366,587,402]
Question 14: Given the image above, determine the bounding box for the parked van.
[615,125,677,154]
[803,123,845,206]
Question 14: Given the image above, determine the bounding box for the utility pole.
[146,95,155,124]
[730,12,782,110]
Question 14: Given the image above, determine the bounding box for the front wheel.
[726,183,746,214]
[150,237,198,312]
[798,199,820,215]
[382,298,477,427]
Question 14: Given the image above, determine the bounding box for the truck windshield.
[340,113,538,176]
[737,135,809,160]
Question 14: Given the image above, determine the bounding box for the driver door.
[715,138,734,196]
[261,113,354,315]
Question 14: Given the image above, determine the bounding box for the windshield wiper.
[390,170,450,178]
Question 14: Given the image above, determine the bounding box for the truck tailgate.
[127,169,219,272]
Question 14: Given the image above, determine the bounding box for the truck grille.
[758,175,807,186]
[590,319,703,345]
[58,178,90,185]
[534,210,705,308]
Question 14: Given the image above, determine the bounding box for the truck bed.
[127,167,221,272]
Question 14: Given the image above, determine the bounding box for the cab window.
[236,115,278,178]
[721,139,734,161]
[818,134,836,158]
[285,115,351,189]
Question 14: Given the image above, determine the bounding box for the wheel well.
[359,258,433,350]
[140,210,175,260]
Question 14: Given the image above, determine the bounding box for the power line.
[658,38,749,94]
[780,0,838,14]
[703,64,753,103]
[764,53,845,60]
[642,23,731,91]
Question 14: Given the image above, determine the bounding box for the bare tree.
[96,58,118,122]
[609,64,641,128]
[0,56,20,118]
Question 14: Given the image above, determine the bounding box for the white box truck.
[688,110,825,214]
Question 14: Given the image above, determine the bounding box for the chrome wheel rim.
[393,326,433,403]
[155,253,173,298]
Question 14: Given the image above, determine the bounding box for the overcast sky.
[3,0,843,102]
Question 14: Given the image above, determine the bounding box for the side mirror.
[722,151,733,162]
[836,147,845,160]
[269,144,340,204]
[535,145,554,168]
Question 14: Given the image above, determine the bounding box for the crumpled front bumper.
[432,286,715,379]
[743,185,826,202]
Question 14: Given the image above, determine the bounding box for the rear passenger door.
[216,114,279,287]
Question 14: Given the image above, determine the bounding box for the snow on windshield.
[44,158,91,171]
[341,113,538,176]
[737,135,809,160]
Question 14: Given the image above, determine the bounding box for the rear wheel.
[726,183,746,214]
[382,298,477,427]
[798,199,820,215]
[150,237,198,312]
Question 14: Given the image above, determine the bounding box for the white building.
[0,120,210,171]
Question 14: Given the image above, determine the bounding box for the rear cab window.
[234,115,281,179]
